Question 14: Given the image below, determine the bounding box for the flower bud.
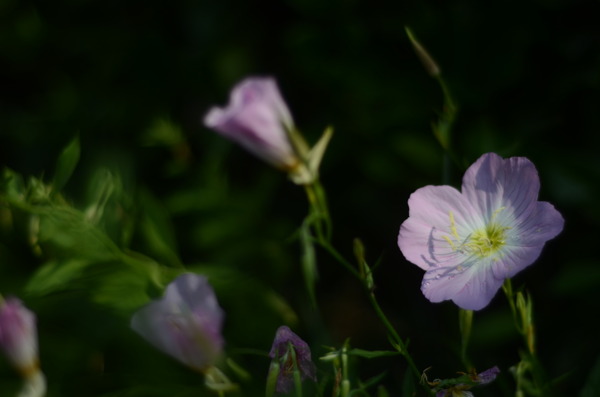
[204,77,299,171]
[268,326,316,393]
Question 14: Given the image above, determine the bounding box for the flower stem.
[502,279,554,396]
[304,180,332,243]
[303,179,427,392]
[458,309,473,370]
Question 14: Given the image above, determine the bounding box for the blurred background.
[1,0,600,396]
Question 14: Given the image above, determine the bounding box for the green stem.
[458,309,473,370]
[303,176,431,393]
[366,291,421,380]
[304,180,332,243]
[315,239,360,279]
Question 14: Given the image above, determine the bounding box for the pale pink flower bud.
[204,77,299,171]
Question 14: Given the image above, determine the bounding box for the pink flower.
[0,297,39,376]
[204,77,299,171]
[398,153,564,310]
[131,273,225,372]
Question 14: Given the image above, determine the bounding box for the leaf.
[25,259,91,296]
[52,134,80,191]
[137,188,182,268]
[90,257,170,313]
[307,126,333,177]
[347,349,401,359]
[37,206,122,262]
[300,220,318,306]
[402,368,417,397]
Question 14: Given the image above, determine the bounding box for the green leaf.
[90,257,170,313]
[347,349,401,359]
[25,259,91,296]
[402,368,417,397]
[137,188,182,268]
[300,220,318,306]
[52,134,80,191]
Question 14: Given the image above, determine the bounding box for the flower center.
[444,210,510,259]
[468,223,508,258]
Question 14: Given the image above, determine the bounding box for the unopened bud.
[405,27,441,77]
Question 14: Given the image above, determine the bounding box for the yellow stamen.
[449,211,459,239]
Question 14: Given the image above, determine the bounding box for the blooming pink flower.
[398,153,564,310]
[131,273,225,372]
[204,77,299,171]
[0,297,39,376]
[268,325,316,393]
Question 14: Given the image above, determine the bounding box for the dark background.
[1,0,599,396]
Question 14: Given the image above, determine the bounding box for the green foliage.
[52,134,80,192]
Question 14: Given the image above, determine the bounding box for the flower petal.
[510,201,565,247]
[399,185,481,270]
[462,153,540,223]
[268,326,316,393]
[421,257,504,310]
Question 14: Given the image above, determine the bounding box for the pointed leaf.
[52,134,80,191]
[308,126,333,177]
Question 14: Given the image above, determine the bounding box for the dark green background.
[1,0,599,396]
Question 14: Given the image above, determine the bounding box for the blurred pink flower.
[131,273,225,372]
[398,153,564,310]
[0,297,39,376]
[204,77,298,171]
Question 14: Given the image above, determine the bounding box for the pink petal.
[462,153,540,223]
[398,185,481,270]
[510,201,565,247]
[422,258,504,310]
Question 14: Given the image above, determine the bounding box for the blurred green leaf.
[300,220,318,306]
[347,349,400,359]
[402,367,417,397]
[581,355,600,397]
[37,206,122,262]
[90,256,173,313]
[52,134,80,191]
[25,259,90,296]
[137,188,182,268]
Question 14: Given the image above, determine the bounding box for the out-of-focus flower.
[0,296,46,397]
[203,77,332,185]
[204,77,298,170]
[268,325,316,393]
[475,366,500,384]
[398,152,564,310]
[433,366,500,397]
[131,273,225,372]
[0,297,39,376]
